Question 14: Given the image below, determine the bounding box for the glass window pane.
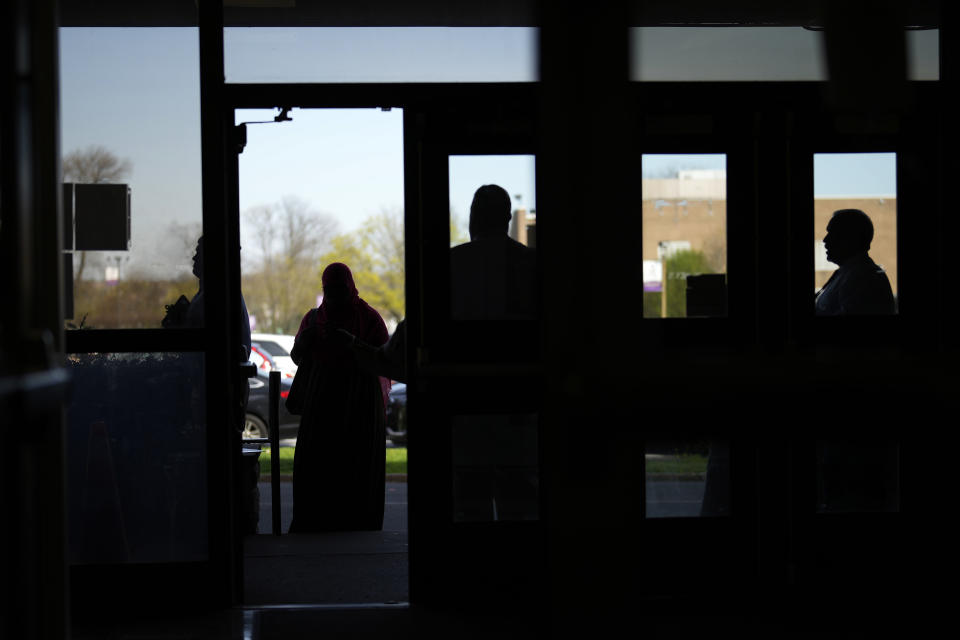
[66,352,207,564]
[60,27,203,329]
[814,153,897,316]
[907,29,940,81]
[630,28,938,82]
[816,441,900,513]
[449,155,537,321]
[642,154,727,318]
[452,414,539,523]
[645,440,729,518]
[225,27,538,83]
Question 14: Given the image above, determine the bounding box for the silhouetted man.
[184,236,252,358]
[163,237,253,432]
[450,184,536,320]
[815,209,895,316]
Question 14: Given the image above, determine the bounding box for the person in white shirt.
[815,209,895,316]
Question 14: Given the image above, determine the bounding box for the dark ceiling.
[58,1,941,28]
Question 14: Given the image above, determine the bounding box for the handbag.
[284,308,318,415]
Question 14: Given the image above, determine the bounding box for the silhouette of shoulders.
[450,234,536,320]
[816,252,895,316]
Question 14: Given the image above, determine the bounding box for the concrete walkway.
[244,482,409,605]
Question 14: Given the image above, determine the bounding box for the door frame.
[223,82,541,609]
[66,7,242,617]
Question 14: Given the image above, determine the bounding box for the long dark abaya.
[288,263,390,532]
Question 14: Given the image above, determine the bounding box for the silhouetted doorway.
[231,106,408,605]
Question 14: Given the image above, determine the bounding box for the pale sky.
[235,107,405,241]
[643,153,897,197]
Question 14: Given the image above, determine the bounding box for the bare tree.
[242,197,339,333]
[63,145,133,283]
[63,145,132,184]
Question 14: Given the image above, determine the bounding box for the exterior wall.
[642,177,726,200]
[641,176,728,271]
[641,199,728,271]
[510,207,535,247]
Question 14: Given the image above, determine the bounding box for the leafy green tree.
[643,291,662,318]
[450,208,469,247]
[319,209,405,326]
[645,249,715,318]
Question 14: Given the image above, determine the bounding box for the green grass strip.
[645,454,708,475]
[257,446,407,476]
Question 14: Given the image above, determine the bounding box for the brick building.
[641,173,898,296]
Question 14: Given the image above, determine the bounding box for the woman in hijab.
[288,262,390,532]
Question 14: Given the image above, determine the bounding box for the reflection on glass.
[66,352,207,564]
[642,155,727,318]
[816,441,900,513]
[225,27,538,83]
[449,155,537,321]
[814,153,898,315]
[452,414,539,522]
[645,440,730,518]
[60,27,202,329]
[630,28,938,82]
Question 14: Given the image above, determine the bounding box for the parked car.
[251,333,297,377]
[249,343,280,376]
[385,382,407,445]
[244,346,299,440]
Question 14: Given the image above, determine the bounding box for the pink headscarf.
[296,262,391,405]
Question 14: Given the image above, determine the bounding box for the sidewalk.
[255,481,408,534]
[246,481,409,605]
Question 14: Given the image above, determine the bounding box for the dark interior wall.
[2,0,70,637]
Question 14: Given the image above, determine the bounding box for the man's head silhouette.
[469,184,512,240]
[824,209,874,266]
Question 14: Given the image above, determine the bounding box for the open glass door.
[229,104,410,605]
